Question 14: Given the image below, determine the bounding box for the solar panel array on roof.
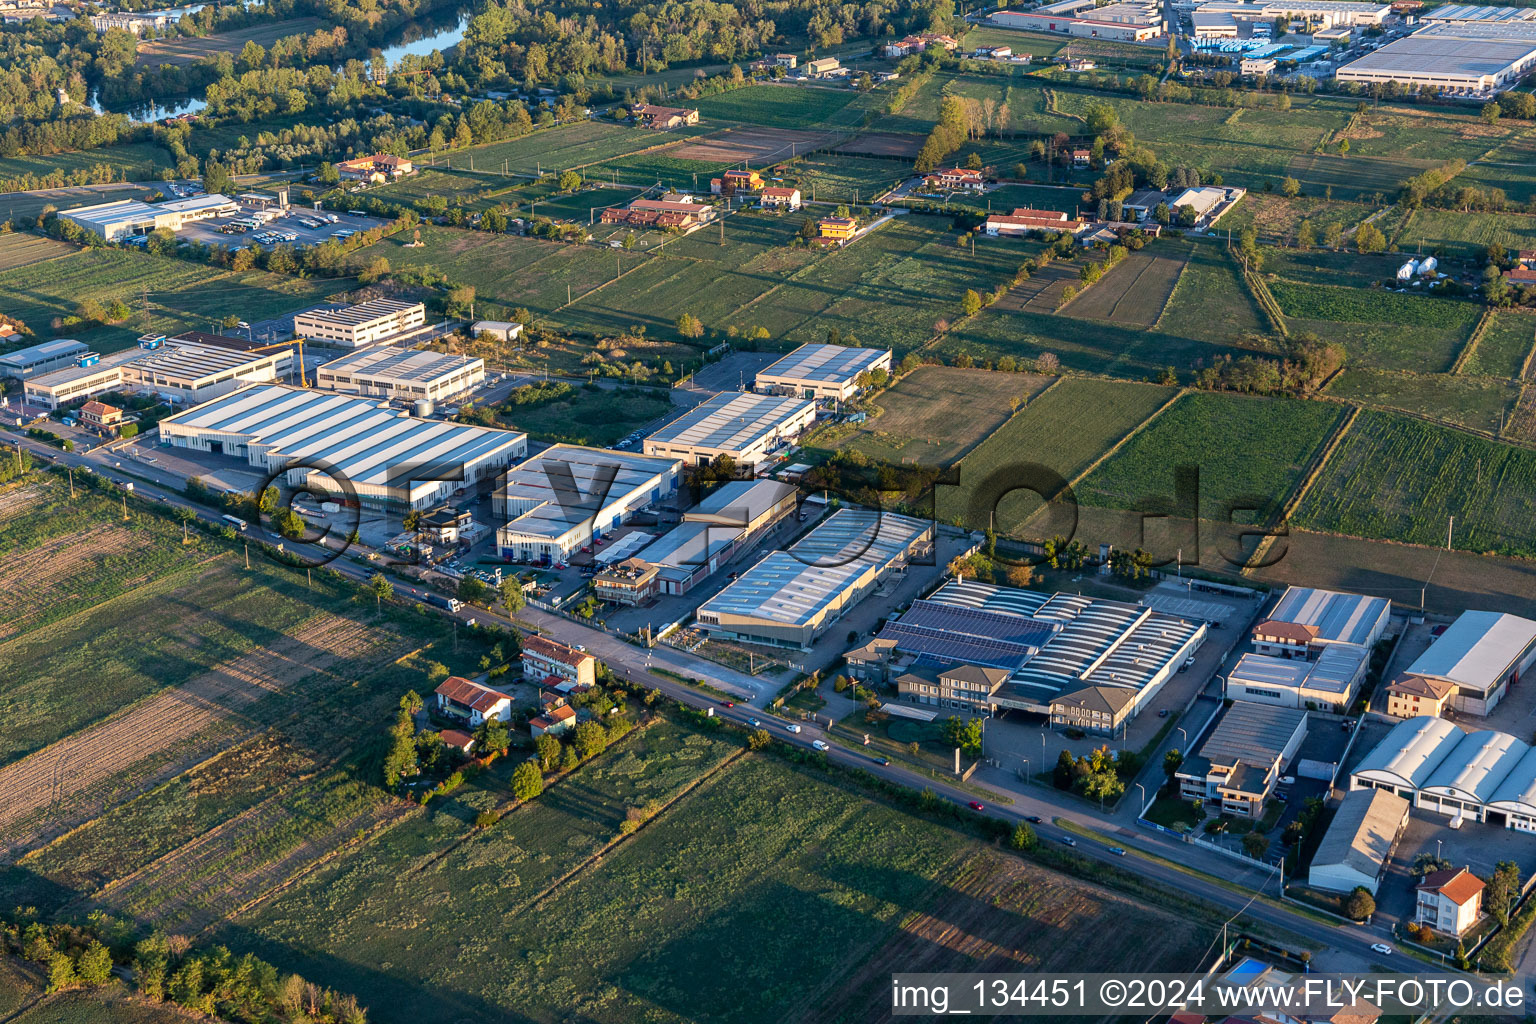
[926,579,1052,618]
[879,601,1053,671]
[756,343,892,385]
[645,392,815,454]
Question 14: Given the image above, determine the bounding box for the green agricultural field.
[947,182,1086,215]
[489,382,680,446]
[1461,129,1536,204]
[447,120,682,175]
[1219,194,1369,246]
[5,988,193,1023]
[1156,242,1270,344]
[1463,313,1536,378]
[0,232,76,272]
[1077,391,1345,524]
[1332,107,1517,166]
[0,140,171,186]
[1267,278,1480,372]
[1394,207,1536,260]
[694,84,858,129]
[229,747,1213,1024]
[829,365,1052,465]
[223,719,743,1023]
[1284,152,1440,203]
[1294,409,1536,558]
[1259,247,1404,290]
[356,225,647,322]
[775,154,907,203]
[0,248,351,353]
[1326,368,1519,434]
[936,377,1174,532]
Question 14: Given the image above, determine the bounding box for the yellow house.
[723,169,763,191]
[818,217,857,242]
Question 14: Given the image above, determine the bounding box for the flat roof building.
[60,193,239,241]
[695,509,933,649]
[21,339,294,410]
[754,344,894,401]
[1395,610,1536,716]
[315,348,484,403]
[643,391,817,470]
[1228,644,1371,712]
[1335,20,1536,92]
[991,8,1163,40]
[1177,702,1308,818]
[0,338,88,380]
[158,384,526,510]
[1308,788,1411,895]
[293,299,426,349]
[494,444,681,562]
[1252,585,1391,656]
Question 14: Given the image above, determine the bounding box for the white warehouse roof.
[1404,610,1536,691]
[755,343,892,386]
[1270,585,1391,647]
[646,391,815,456]
[1352,715,1464,791]
[1422,729,1530,805]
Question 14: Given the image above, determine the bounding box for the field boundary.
[1061,385,1187,493]
[526,745,749,913]
[1245,404,1361,573]
[1451,308,1495,375]
[1242,265,1288,338]
[1520,319,1536,381]
[949,375,1067,481]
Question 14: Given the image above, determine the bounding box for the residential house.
[592,558,659,606]
[530,696,577,737]
[522,634,598,690]
[79,400,124,432]
[1071,147,1092,166]
[845,637,898,683]
[805,57,841,77]
[761,186,802,210]
[925,167,985,191]
[896,663,1009,713]
[773,53,798,67]
[1415,867,1484,936]
[1066,57,1097,71]
[817,217,858,243]
[632,104,700,129]
[982,207,1084,237]
[600,198,714,229]
[434,676,513,726]
[1385,674,1457,720]
[438,729,477,755]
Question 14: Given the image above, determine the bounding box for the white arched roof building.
[1419,730,1529,821]
[1352,716,1463,794]
[1352,716,1536,829]
[1487,747,1536,832]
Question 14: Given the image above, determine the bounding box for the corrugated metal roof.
[1311,788,1409,882]
[646,391,815,454]
[1405,610,1536,690]
[1353,715,1464,790]
[755,344,891,386]
[318,347,482,385]
[1269,586,1390,647]
[1423,729,1529,803]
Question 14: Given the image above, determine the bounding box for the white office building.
[293,299,427,349]
[315,348,484,403]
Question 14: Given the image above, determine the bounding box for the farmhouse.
[600,197,715,229]
[695,509,934,649]
[0,338,88,380]
[712,169,763,194]
[1334,19,1536,92]
[22,338,295,411]
[1307,788,1411,896]
[983,207,1085,237]
[773,52,798,67]
[493,444,681,563]
[293,299,427,350]
[760,186,802,210]
[530,701,577,738]
[643,391,817,470]
[804,57,842,76]
[817,217,858,243]
[1175,702,1308,819]
[60,194,239,242]
[336,154,414,183]
[434,676,513,726]
[925,167,985,191]
[1389,610,1536,716]
[315,348,484,403]
[1416,867,1484,936]
[158,384,527,511]
[754,343,893,401]
[521,634,597,690]
[632,103,700,129]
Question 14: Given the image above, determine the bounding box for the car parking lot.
[175,205,391,250]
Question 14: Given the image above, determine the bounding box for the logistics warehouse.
[60,194,240,241]
[158,384,527,510]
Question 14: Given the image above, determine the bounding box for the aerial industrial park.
[11,0,1536,1017]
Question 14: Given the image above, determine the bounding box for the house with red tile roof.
[433,676,513,726]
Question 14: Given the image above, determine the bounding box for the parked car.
[1280,775,1296,785]
[812,740,829,751]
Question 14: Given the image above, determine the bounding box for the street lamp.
[1177,727,1188,747]
[1020,757,1029,785]
[1135,782,1147,809]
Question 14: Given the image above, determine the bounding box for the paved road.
[2,429,1433,980]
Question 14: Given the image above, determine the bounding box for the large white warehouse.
[1351,715,1536,831]
[158,384,527,510]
